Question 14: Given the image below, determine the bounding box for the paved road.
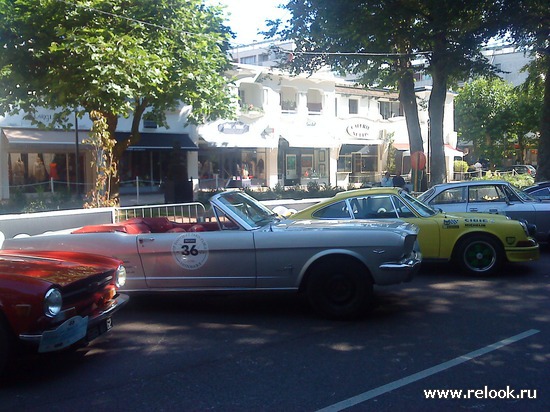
[1,249,549,411]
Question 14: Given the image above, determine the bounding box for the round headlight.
[116,265,127,288]
[44,288,62,318]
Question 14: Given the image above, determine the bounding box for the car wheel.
[306,258,373,319]
[455,235,503,276]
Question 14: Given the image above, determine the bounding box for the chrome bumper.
[19,293,129,346]
[377,250,422,284]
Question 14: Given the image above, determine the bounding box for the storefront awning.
[444,144,464,158]
[115,132,197,151]
[1,128,198,153]
[2,128,92,153]
[339,144,380,155]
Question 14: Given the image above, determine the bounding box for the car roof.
[430,180,510,189]
[525,181,550,190]
[331,187,402,199]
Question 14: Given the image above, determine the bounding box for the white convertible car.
[2,191,421,319]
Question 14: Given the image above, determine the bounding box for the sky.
[208,0,290,45]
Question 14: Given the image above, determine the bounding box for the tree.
[267,0,503,185]
[509,80,543,163]
[455,77,515,166]
[455,76,542,167]
[0,0,235,201]
[502,0,550,181]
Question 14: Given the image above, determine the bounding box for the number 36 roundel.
[172,233,209,270]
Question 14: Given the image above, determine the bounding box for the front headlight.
[518,219,536,237]
[116,265,127,288]
[44,288,62,318]
[518,220,529,237]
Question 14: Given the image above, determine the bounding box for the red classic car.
[0,250,129,375]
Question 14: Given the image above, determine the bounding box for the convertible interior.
[72,217,224,235]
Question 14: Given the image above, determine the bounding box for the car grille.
[60,270,117,315]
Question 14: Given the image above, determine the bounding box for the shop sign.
[346,121,370,138]
[218,121,249,134]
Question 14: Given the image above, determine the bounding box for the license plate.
[39,316,88,353]
[86,317,113,342]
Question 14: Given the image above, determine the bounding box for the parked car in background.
[497,164,537,177]
[2,191,421,320]
[291,188,539,276]
[523,181,550,201]
[418,180,550,243]
[0,250,128,375]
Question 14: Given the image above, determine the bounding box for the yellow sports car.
[291,188,539,275]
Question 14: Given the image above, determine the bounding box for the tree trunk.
[428,62,448,186]
[536,54,550,182]
[398,72,424,156]
[108,100,148,200]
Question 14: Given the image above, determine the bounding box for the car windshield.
[506,183,540,202]
[400,190,438,217]
[216,191,278,228]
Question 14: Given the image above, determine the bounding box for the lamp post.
[75,112,80,196]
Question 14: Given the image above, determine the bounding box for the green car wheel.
[455,235,504,276]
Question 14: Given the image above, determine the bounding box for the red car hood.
[0,250,120,286]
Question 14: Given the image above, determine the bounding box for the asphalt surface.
[1,248,549,411]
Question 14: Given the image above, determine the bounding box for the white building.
[0,107,200,200]
[0,39,463,200]
[198,40,461,189]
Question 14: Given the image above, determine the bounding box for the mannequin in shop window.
[32,157,48,182]
[257,159,265,179]
[49,161,59,180]
[13,157,25,185]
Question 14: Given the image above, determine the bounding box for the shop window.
[286,154,297,179]
[349,99,358,114]
[240,55,257,65]
[280,86,297,111]
[307,89,322,113]
[9,152,83,193]
[380,101,403,119]
[143,120,157,128]
[301,155,313,177]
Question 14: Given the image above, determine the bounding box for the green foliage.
[306,180,320,193]
[83,111,119,208]
[0,0,234,124]
[0,188,83,214]
[0,0,236,201]
[267,0,506,185]
[454,160,469,173]
[386,136,396,173]
[472,170,535,189]
[455,76,542,167]
[455,77,510,165]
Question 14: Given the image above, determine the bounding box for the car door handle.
[488,208,499,214]
[469,208,478,212]
[139,238,155,244]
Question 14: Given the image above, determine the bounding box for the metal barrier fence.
[115,202,206,224]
